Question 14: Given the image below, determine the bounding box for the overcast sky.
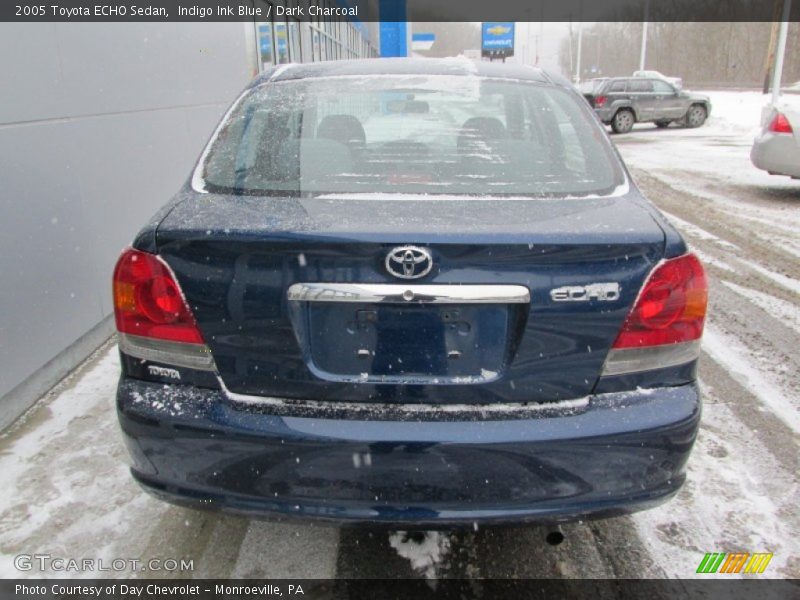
[508,22,572,73]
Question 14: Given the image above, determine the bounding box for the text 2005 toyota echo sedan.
[114,59,707,526]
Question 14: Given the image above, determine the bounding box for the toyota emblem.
[385,246,433,280]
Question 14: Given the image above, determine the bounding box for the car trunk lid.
[154,191,665,404]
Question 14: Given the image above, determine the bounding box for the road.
[0,100,798,582]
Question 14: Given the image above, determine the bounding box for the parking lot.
[0,91,797,581]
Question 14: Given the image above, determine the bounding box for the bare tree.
[560,21,799,87]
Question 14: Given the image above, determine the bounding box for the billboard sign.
[481,22,514,59]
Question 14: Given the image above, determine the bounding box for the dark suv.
[581,77,711,133]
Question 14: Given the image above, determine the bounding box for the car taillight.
[768,112,793,134]
[113,248,215,371]
[613,254,707,348]
[603,254,707,376]
[594,95,607,108]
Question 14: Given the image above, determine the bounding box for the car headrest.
[457,117,508,155]
[317,114,366,146]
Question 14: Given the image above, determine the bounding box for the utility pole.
[639,0,649,71]
[596,34,601,73]
[575,21,583,83]
[537,2,543,66]
[573,0,584,83]
[771,0,792,105]
[568,21,573,80]
[527,21,531,64]
[763,21,780,94]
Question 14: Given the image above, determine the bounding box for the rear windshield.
[608,80,628,93]
[199,75,624,197]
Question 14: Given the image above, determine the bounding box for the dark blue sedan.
[113,58,707,526]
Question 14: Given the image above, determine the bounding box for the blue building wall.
[379,0,407,57]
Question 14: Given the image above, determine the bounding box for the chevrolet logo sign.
[486,25,511,36]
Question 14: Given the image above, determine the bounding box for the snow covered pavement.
[615,90,800,579]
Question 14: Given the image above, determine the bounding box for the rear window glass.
[652,80,674,93]
[608,80,627,93]
[629,80,654,93]
[199,75,623,197]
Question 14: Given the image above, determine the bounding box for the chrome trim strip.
[601,340,701,376]
[119,333,217,371]
[287,283,530,304]
[217,376,590,416]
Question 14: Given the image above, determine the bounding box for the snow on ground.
[0,342,343,580]
[0,343,155,578]
[721,281,800,335]
[734,256,800,295]
[658,209,739,250]
[654,196,800,432]
[702,325,800,435]
[633,320,800,578]
[617,90,800,264]
[617,90,799,190]
[388,531,451,580]
[633,381,799,578]
[618,92,800,578]
[688,247,736,273]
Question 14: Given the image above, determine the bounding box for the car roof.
[607,76,665,83]
[248,58,563,89]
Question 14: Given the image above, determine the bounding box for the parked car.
[113,58,707,526]
[583,77,711,133]
[633,69,683,89]
[751,99,800,179]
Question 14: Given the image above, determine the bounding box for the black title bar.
[2,0,800,23]
[3,579,800,600]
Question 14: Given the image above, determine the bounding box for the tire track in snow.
[721,280,800,335]
[627,164,800,578]
[629,170,800,303]
[702,326,800,435]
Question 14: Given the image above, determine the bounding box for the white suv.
[633,70,683,89]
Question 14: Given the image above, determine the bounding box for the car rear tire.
[685,104,707,128]
[655,120,671,129]
[611,109,635,134]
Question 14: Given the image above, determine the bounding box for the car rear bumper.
[751,132,800,178]
[594,107,616,123]
[117,377,700,527]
